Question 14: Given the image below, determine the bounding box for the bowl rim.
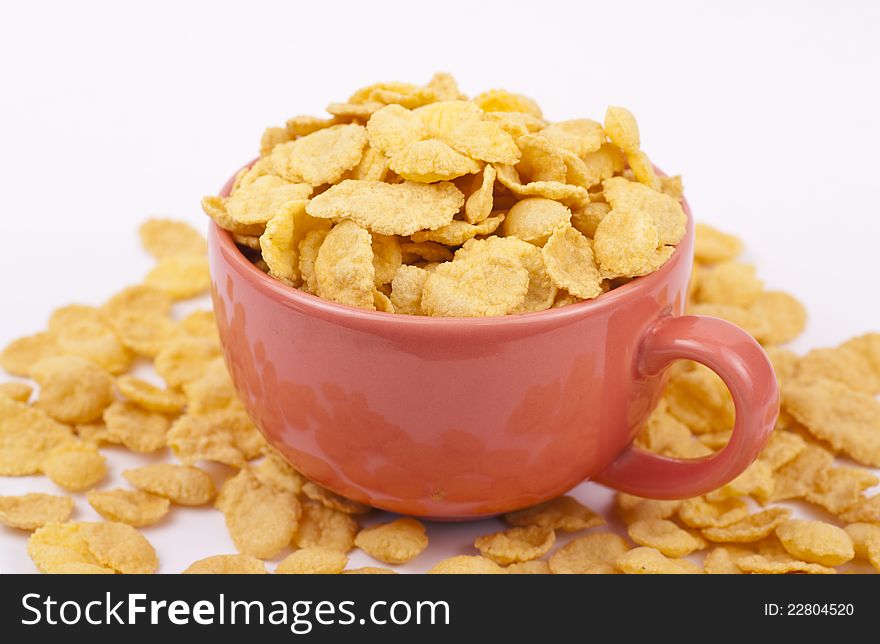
[210,163,694,329]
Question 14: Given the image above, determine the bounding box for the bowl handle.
[594,314,779,499]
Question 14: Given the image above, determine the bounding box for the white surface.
[1,0,878,573]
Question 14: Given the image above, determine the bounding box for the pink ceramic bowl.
[208,167,779,519]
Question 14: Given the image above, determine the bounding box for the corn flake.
[0,493,74,530]
[103,400,169,453]
[473,89,542,118]
[32,356,114,425]
[505,495,604,532]
[427,555,505,574]
[216,468,301,559]
[80,521,158,574]
[41,442,106,491]
[421,254,529,317]
[694,224,743,264]
[271,123,367,185]
[139,218,207,259]
[541,226,603,299]
[616,547,702,574]
[501,197,571,247]
[154,336,221,388]
[604,106,640,153]
[184,554,267,574]
[298,228,329,294]
[703,546,752,574]
[474,525,555,565]
[784,378,880,467]
[702,508,791,543]
[602,177,685,246]
[844,523,880,559]
[301,481,370,515]
[571,201,611,238]
[365,104,426,156]
[495,163,590,208]
[115,375,185,414]
[294,500,358,552]
[86,489,170,527]
[678,497,748,529]
[549,533,629,574]
[540,119,605,157]
[355,518,428,564]
[627,518,706,557]
[123,463,216,506]
[0,381,33,403]
[505,560,551,574]
[463,164,496,224]
[593,208,672,278]
[276,547,348,574]
[144,253,211,300]
[775,519,854,566]
[306,179,463,236]
[314,220,376,310]
[795,345,880,395]
[805,466,878,514]
[390,265,429,315]
[410,213,504,246]
[747,291,807,344]
[615,493,682,524]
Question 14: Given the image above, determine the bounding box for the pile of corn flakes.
[202,73,687,316]
[2,75,880,574]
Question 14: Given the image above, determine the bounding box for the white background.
[1,0,878,573]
